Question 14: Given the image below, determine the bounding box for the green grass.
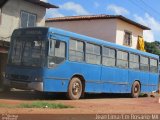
[0,101,73,109]
[18,101,73,109]
[0,104,11,108]
[139,93,149,97]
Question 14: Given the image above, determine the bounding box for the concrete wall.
[46,19,144,49]
[46,19,117,43]
[116,19,143,49]
[0,0,46,42]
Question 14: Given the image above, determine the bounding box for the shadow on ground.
[0,89,147,100]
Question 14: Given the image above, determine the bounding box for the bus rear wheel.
[67,77,82,100]
[131,81,141,98]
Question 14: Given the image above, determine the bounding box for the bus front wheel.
[131,81,141,98]
[67,77,82,100]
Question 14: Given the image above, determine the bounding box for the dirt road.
[0,91,160,119]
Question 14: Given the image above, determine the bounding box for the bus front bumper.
[4,79,43,91]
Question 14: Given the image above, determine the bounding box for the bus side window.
[102,47,116,67]
[49,40,55,57]
[55,42,65,58]
[129,53,139,70]
[48,39,66,68]
[86,43,101,65]
[150,58,158,73]
[69,39,84,62]
[117,50,128,69]
[140,56,149,72]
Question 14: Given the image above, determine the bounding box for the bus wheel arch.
[131,80,141,98]
[67,74,85,100]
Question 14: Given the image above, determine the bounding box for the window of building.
[86,43,101,64]
[140,56,149,71]
[20,11,36,28]
[123,31,132,46]
[150,58,158,73]
[117,50,128,68]
[0,9,2,24]
[102,47,116,67]
[69,39,84,62]
[129,53,139,70]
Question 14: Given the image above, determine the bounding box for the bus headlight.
[34,77,42,82]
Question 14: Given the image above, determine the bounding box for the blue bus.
[4,27,159,100]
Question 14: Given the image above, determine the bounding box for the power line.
[140,0,160,16]
[128,0,160,21]
[128,0,148,13]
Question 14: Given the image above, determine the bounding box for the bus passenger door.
[44,35,70,92]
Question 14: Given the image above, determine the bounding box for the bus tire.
[67,77,82,100]
[131,81,141,98]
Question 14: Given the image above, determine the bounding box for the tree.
[145,41,160,56]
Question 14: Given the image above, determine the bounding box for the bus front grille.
[10,74,30,82]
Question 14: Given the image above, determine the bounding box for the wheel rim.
[134,84,139,93]
[72,82,81,95]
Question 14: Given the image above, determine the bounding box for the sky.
[42,0,160,42]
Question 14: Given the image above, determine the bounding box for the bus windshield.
[8,37,46,67]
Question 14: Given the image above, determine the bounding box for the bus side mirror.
[50,40,52,49]
[55,41,60,48]
[48,40,53,56]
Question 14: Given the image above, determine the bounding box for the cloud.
[107,4,129,15]
[94,2,100,8]
[40,0,48,2]
[46,9,64,18]
[143,31,155,42]
[134,13,160,42]
[45,1,90,18]
[60,2,90,15]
